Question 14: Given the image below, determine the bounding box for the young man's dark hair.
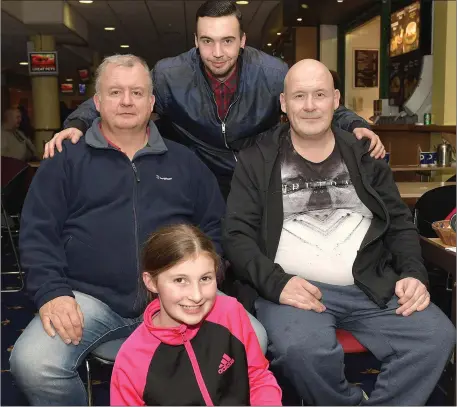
[196,0,244,34]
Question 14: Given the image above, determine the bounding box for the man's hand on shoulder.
[39,295,84,345]
[43,128,83,159]
[279,276,326,313]
[395,277,430,316]
[353,127,386,159]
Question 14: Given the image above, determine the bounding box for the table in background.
[396,182,456,199]
[420,236,456,405]
[390,165,455,182]
[391,165,455,173]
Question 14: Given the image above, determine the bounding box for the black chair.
[414,185,456,318]
[1,157,30,292]
[85,338,127,406]
[413,185,456,237]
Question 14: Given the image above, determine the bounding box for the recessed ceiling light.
[277,32,281,35]
[104,27,115,31]
[66,78,73,82]
[236,1,249,4]
[79,0,93,3]
[267,43,272,46]
[337,0,343,2]
[19,61,28,66]
[120,44,130,48]
[297,18,303,22]
[301,3,309,8]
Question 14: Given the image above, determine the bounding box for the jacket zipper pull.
[131,163,140,182]
[221,122,230,149]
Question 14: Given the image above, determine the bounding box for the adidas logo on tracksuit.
[218,353,235,374]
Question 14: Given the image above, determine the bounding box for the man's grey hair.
[95,54,153,95]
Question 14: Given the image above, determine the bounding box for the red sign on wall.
[28,52,59,75]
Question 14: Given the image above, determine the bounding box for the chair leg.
[1,202,24,293]
[86,359,93,406]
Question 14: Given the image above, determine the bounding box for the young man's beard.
[205,59,237,80]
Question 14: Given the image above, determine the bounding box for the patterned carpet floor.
[1,267,450,406]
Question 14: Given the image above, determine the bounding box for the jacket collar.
[85,118,168,156]
[256,122,371,163]
[143,297,219,345]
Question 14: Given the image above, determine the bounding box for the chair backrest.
[1,157,29,188]
[1,157,30,217]
[414,185,457,237]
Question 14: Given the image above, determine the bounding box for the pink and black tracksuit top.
[110,295,282,406]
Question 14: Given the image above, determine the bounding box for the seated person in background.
[10,54,226,406]
[1,107,36,161]
[223,59,455,406]
[111,224,282,406]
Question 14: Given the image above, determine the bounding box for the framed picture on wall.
[354,49,379,88]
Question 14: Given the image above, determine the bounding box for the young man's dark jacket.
[222,123,428,313]
[20,119,225,318]
[63,47,369,197]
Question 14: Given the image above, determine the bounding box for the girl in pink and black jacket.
[110,224,282,406]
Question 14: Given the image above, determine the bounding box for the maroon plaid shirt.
[206,66,238,120]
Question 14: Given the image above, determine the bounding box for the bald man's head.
[284,59,335,95]
[280,59,340,140]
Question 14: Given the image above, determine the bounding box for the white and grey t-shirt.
[274,134,373,285]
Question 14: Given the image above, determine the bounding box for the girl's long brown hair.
[142,224,220,301]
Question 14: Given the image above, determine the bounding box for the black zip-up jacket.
[222,123,428,312]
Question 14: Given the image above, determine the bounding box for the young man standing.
[44,0,385,199]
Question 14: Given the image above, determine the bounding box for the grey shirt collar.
[85,118,168,157]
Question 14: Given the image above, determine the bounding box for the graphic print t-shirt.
[274,134,373,285]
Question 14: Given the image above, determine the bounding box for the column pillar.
[30,34,60,157]
[295,27,318,62]
[431,0,456,125]
[379,0,391,99]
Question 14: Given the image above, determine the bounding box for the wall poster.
[354,49,379,88]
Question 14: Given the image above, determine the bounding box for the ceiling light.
[19,62,28,66]
[277,32,281,35]
[79,0,93,4]
[297,18,303,22]
[120,44,130,48]
[337,0,343,2]
[104,27,115,31]
[267,43,272,47]
[236,1,249,4]
[301,3,309,8]
[66,78,73,82]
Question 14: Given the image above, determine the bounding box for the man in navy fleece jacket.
[10,54,225,405]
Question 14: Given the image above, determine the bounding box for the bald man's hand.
[353,128,386,159]
[279,276,326,313]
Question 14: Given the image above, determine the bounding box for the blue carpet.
[1,270,449,406]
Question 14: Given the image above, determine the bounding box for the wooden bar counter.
[371,124,456,181]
